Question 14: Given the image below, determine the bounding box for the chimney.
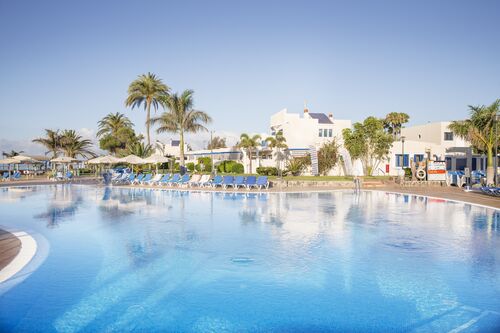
[328,113,333,119]
[304,107,309,114]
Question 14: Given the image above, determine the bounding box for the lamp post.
[210,130,215,176]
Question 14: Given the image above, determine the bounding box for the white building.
[270,107,351,153]
[383,122,470,176]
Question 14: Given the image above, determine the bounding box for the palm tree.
[2,150,24,158]
[125,72,170,145]
[125,142,153,158]
[449,99,500,185]
[97,112,133,138]
[149,90,212,168]
[59,130,96,159]
[384,112,410,138]
[238,133,262,173]
[32,129,61,158]
[266,130,288,176]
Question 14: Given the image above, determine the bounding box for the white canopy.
[87,155,120,164]
[51,156,78,163]
[119,155,146,164]
[0,158,19,164]
[13,155,41,163]
[143,154,170,164]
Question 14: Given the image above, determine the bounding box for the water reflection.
[33,185,83,228]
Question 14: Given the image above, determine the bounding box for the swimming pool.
[0,185,499,332]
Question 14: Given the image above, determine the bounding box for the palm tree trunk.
[146,99,151,146]
[179,129,185,168]
[248,149,252,174]
[486,145,494,185]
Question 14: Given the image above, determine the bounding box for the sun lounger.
[66,171,73,181]
[233,176,245,189]
[256,176,269,189]
[164,173,180,186]
[156,174,171,186]
[1,172,9,181]
[198,174,211,187]
[12,171,21,180]
[222,175,235,189]
[188,174,202,187]
[211,175,223,188]
[122,173,135,184]
[132,174,144,185]
[146,174,163,185]
[245,176,257,189]
[140,174,153,184]
[175,174,191,187]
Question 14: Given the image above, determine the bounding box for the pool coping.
[0,229,37,284]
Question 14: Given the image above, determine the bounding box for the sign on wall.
[427,161,446,181]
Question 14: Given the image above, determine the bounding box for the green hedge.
[256,166,278,176]
[186,162,195,172]
[195,157,212,172]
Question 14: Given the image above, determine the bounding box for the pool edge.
[0,229,37,284]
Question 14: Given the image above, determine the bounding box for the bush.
[256,167,278,176]
[217,160,235,173]
[231,163,244,174]
[186,162,195,172]
[195,157,212,172]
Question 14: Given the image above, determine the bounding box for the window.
[318,129,323,137]
[328,129,333,137]
[414,154,424,163]
[444,132,453,141]
[323,129,328,137]
[395,154,409,167]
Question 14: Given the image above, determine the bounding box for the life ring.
[416,168,426,180]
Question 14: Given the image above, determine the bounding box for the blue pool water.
[0,185,499,332]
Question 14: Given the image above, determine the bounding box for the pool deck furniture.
[211,175,223,188]
[198,174,211,187]
[256,176,269,189]
[245,176,257,189]
[156,174,171,186]
[132,174,144,185]
[233,176,245,189]
[188,174,202,187]
[140,174,153,185]
[146,174,163,186]
[222,176,235,189]
[175,174,191,187]
[164,174,180,187]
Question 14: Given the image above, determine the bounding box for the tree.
[206,136,227,150]
[149,90,211,167]
[125,142,153,158]
[97,112,133,138]
[343,117,394,176]
[59,130,96,159]
[318,139,340,175]
[384,112,410,138]
[2,150,24,158]
[237,133,261,173]
[32,129,61,158]
[125,72,170,145]
[97,113,141,155]
[449,99,500,185]
[266,130,288,176]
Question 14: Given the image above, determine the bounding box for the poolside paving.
[0,229,21,271]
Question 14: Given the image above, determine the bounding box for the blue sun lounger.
[222,175,235,189]
[132,174,144,185]
[256,176,269,189]
[12,171,21,180]
[123,173,135,184]
[233,176,245,189]
[245,176,257,189]
[157,174,171,186]
[1,172,9,181]
[140,174,152,185]
[211,175,223,188]
[175,174,190,187]
[164,174,180,186]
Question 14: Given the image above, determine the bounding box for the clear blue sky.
[0,0,499,151]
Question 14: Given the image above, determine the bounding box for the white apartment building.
[270,107,352,153]
[383,122,470,176]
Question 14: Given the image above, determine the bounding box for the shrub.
[195,157,212,172]
[186,162,195,172]
[217,160,235,173]
[231,163,244,174]
[256,167,278,176]
[285,157,307,176]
